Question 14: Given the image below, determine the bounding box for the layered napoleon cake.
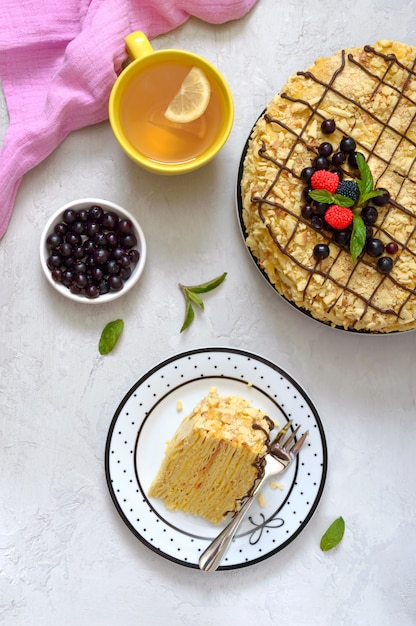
[241,40,416,332]
[148,388,273,524]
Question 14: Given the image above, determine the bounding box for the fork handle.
[198,476,266,572]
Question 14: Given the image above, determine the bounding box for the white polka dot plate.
[105,347,327,570]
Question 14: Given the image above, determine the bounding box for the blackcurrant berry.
[333,230,350,245]
[62,208,77,223]
[348,152,358,168]
[361,205,378,225]
[312,156,330,170]
[321,119,336,134]
[59,242,73,258]
[71,220,85,235]
[331,151,346,166]
[313,202,328,216]
[313,244,330,260]
[366,238,384,257]
[46,232,62,249]
[89,205,104,221]
[118,219,134,234]
[109,275,124,291]
[101,212,119,230]
[301,204,314,219]
[365,225,373,240]
[377,256,393,274]
[300,167,315,183]
[302,185,313,200]
[318,142,333,157]
[373,189,390,206]
[311,216,324,230]
[340,137,356,153]
[85,284,100,299]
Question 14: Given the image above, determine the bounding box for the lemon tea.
[119,61,224,165]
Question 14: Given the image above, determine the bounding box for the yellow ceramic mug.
[109,31,234,175]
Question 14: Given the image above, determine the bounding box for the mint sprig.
[347,152,384,261]
[309,189,354,208]
[350,214,366,262]
[320,516,345,551]
[179,272,227,332]
[99,319,124,355]
[355,152,383,206]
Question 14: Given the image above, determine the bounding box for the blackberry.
[337,180,359,203]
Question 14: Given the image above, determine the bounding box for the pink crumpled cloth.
[0,0,257,240]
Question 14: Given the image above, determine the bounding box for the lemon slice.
[164,67,211,123]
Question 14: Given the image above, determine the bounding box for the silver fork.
[198,420,309,572]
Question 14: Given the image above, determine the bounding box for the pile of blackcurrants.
[300,121,397,274]
[45,204,140,298]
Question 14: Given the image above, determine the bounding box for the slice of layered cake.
[148,387,273,524]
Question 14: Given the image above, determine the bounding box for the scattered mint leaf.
[309,189,334,204]
[320,516,345,551]
[179,272,227,332]
[99,319,124,355]
[333,194,354,208]
[187,272,228,294]
[180,300,195,333]
[350,215,366,262]
[185,289,205,309]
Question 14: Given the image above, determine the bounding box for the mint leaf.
[320,517,345,551]
[358,189,384,205]
[333,194,354,208]
[309,189,335,204]
[187,272,227,294]
[350,215,366,262]
[356,152,374,194]
[99,319,124,355]
[180,300,195,333]
[185,289,204,309]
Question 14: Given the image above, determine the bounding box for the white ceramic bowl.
[40,198,147,303]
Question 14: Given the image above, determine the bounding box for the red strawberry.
[310,170,339,194]
[325,205,353,230]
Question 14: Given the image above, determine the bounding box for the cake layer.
[148,388,273,524]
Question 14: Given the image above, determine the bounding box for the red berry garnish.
[385,242,398,255]
[310,170,339,194]
[324,205,353,230]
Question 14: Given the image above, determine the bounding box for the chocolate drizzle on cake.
[245,43,416,330]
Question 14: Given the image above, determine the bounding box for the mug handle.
[125,31,154,61]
